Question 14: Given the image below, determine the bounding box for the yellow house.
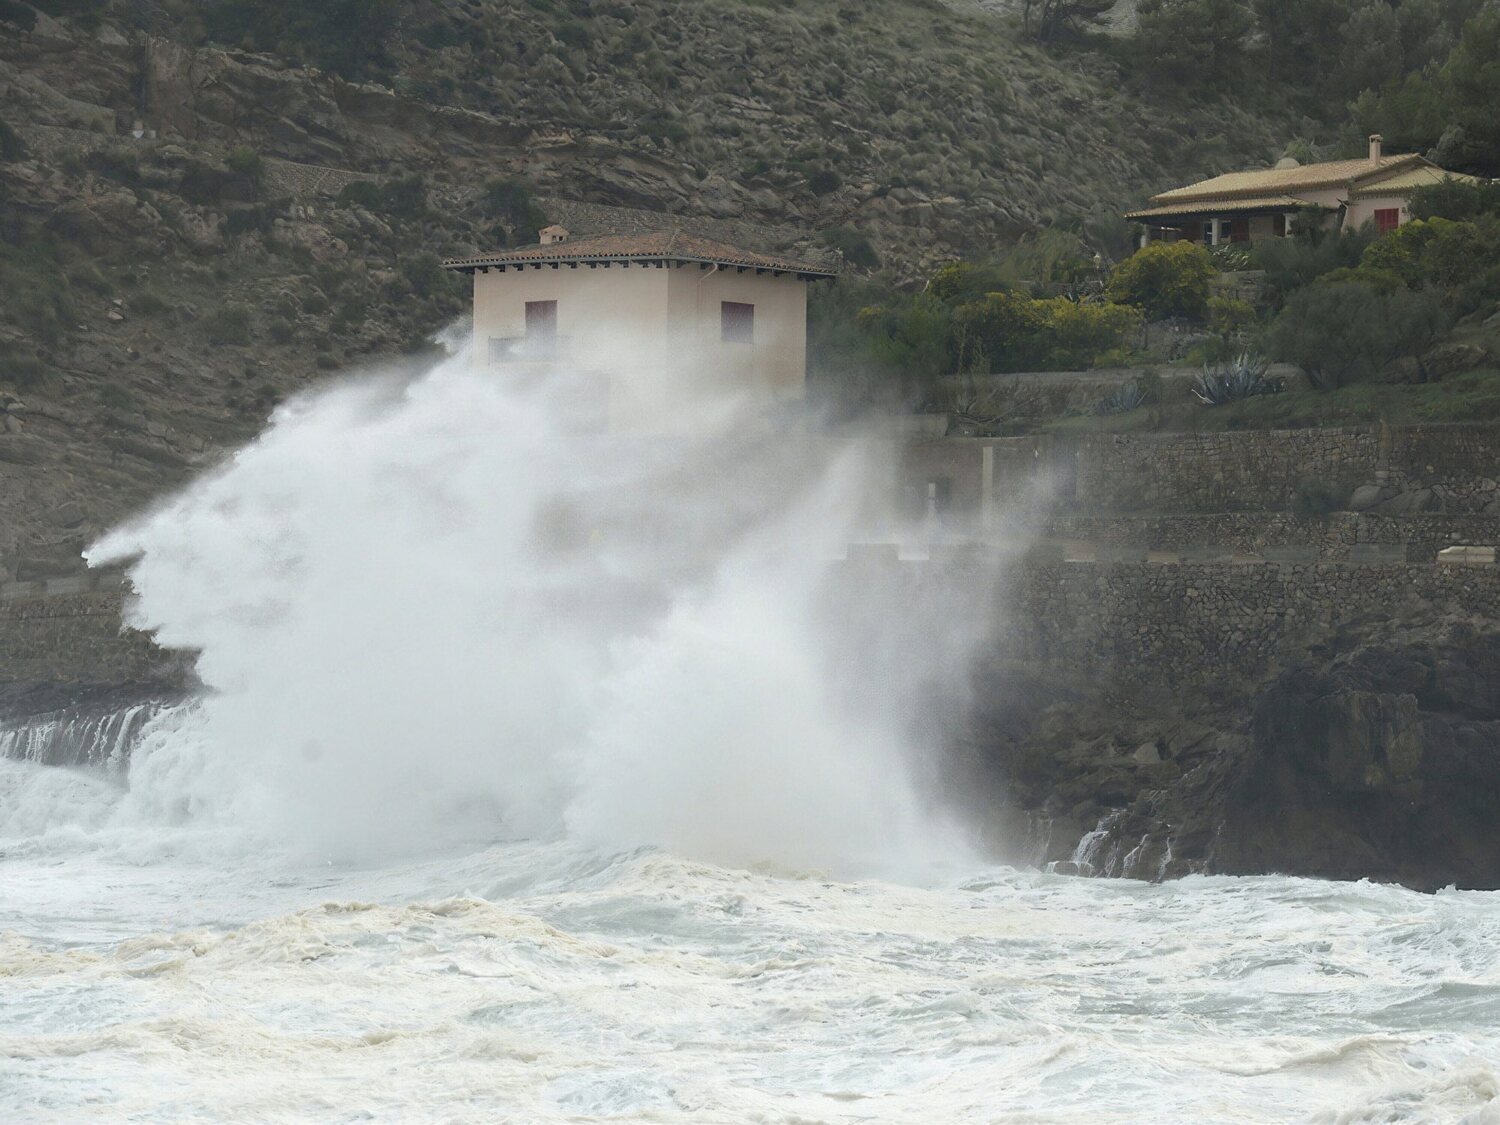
[1126,135,1481,247]
[442,229,835,429]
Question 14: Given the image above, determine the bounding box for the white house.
[442,229,836,429]
[1126,135,1481,246]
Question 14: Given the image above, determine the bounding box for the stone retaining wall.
[0,589,189,687]
[904,422,1500,521]
[838,548,1500,691]
[1043,512,1500,562]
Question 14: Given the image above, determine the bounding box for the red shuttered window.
[1375,208,1401,233]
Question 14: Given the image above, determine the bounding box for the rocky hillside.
[0,0,1315,569]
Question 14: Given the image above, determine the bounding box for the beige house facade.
[442,230,835,429]
[1126,135,1481,247]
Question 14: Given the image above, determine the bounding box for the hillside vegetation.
[0,0,1496,563]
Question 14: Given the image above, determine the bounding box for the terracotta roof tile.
[1125,195,1335,220]
[1347,166,1483,198]
[442,231,837,277]
[1151,154,1425,205]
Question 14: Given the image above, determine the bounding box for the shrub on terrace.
[1105,241,1214,321]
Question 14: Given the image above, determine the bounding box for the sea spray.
[88,340,1000,873]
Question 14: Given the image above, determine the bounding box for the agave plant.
[1092,380,1149,416]
[1193,352,1282,406]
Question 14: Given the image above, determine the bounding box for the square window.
[721,301,754,344]
[1374,208,1400,233]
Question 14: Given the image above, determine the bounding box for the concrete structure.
[442,230,835,429]
[1126,136,1480,246]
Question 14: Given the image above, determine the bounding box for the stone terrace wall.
[1045,512,1500,562]
[1006,560,1500,687]
[1065,428,1383,513]
[0,588,189,687]
[904,423,1500,520]
[838,548,1500,692]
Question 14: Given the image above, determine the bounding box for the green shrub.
[807,169,843,195]
[96,384,138,411]
[821,227,881,271]
[0,0,37,30]
[129,291,170,316]
[1409,177,1500,222]
[202,306,253,346]
[1252,225,1377,302]
[225,145,263,182]
[482,178,549,246]
[202,0,399,80]
[0,341,47,390]
[0,116,26,162]
[336,180,383,210]
[1268,281,1448,389]
[1106,241,1214,320]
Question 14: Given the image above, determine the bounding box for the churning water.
[4,345,1500,1122]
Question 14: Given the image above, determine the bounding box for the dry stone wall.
[0,588,188,688]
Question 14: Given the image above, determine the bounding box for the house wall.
[665,267,808,401]
[471,263,808,430]
[1346,193,1409,230]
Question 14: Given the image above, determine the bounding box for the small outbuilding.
[442,229,836,428]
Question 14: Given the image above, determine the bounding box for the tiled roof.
[1347,166,1483,198]
[442,231,837,277]
[1125,195,1334,220]
[1150,154,1425,205]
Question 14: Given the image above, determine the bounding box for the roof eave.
[441,252,837,279]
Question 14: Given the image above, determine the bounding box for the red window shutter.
[1230,218,1250,243]
[721,301,754,344]
[1375,208,1400,233]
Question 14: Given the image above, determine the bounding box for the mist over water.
[87,338,983,874]
[5,341,1499,1122]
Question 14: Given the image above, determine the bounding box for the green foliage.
[481,178,549,247]
[224,146,264,182]
[129,291,170,317]
[201,306,253,346]
[0,341,47,391]
[952,290,1140,372]
[1192,352,1282,405]
[1205,295,1257,359]
[1268,281,1448,389]
[807,169,843,196]
[400,253,456,300]
[0,233,76,346]
[1135,0,1256,87]
[0,117,26,162]
[1022,0,1115,41]
[202,0,399,80]
[335,175,428,221]
[820,227,881,271]
[1359,215,1500,308]
[1409,177,1500,221]
[1106,242,1214,320]
[0,1,37,30]
[1349,8,1500,176]
[928,261,1012,305]
[1251,226,1376,303]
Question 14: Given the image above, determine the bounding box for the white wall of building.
[470,261,810,431]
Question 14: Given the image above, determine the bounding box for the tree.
[1135,0,1257,86]
[1022,0,1115,42]
[1409,176,1500,221]
[1267,281,1446,389]
[1334,0,1403,100]
[1105,241,1214,320]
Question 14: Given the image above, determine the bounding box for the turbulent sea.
[5,347,1500,1121]
[4,734,1500,1123]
